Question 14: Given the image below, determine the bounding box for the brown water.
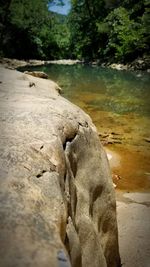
[21,64,150,192]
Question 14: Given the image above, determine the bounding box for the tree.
[69,0,108,60]
[141,0,150,54]
[1,0,149,62]
[48,13,71,59]
[0,0,12,56]
[68,0,150,63]
[0,0,67,59]
[102,7,145,62]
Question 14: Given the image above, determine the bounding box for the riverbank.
[3,58,149,191]
[2,58,149,192]
[100,56,150,72]
[1,57,150,72]
[0,58,82,69]
[1,60,150,267]
[106,148,150,267]
[0,64,121,267]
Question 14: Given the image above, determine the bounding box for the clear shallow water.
[25,64,150,116]
[20,64,150,191]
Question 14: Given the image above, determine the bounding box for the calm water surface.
[23,64,150,191]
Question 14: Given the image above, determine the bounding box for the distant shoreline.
[1,57,150,73]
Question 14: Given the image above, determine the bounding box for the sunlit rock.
[0,66,120,267]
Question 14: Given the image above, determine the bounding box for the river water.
[22,64,150,192]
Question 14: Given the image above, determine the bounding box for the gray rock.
[24,71,48,79]
[0,66,120,267]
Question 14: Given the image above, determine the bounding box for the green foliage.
[50,14,71,58]
[0,0,71,59]
[69,0,150,63]
[9,0,49,30]
[0,0,149,63]
[103,7,145,62]
[0,0,50,58]
[141,1,150,47]
[68,0,107,60]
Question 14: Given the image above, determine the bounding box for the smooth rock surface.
[0,66,120,267]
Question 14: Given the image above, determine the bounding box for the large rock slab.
[0,66,120,267]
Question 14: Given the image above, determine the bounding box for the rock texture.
[24,71,48,79]
[117,192,150,267]
[0,66,120,267]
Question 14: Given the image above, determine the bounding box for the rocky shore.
[100,56,150,72]
[1,57,150,72]
[0,58,82,69]
[0,65,120,267]
[106,149,150,267]
[0,60,150,267]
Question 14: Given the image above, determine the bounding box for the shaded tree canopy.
[0,0,70,59]
[69,0,150,63]
[0,0,149,63]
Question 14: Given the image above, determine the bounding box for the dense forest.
[0,0,149,64]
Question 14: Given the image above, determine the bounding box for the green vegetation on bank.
[69,0,150,63]
[0,0,70,59]
[0,0,149,64]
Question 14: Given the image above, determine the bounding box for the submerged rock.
[0,66,120,267]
